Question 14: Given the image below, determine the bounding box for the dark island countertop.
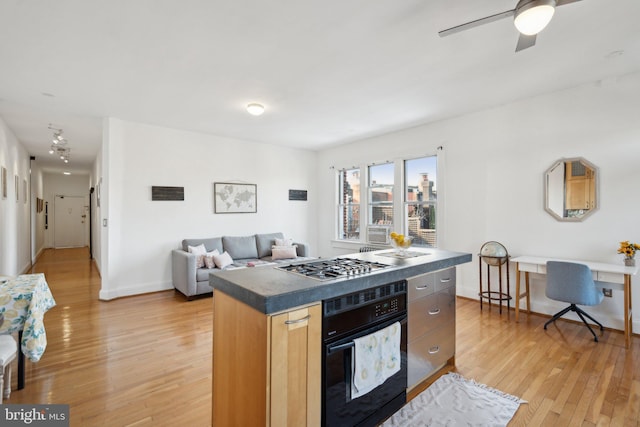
[209,248,472,314]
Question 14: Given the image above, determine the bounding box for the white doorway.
[54,195,87,248]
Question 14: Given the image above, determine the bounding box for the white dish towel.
[351,321,401,399]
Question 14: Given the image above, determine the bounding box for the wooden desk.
[512,256,638,348]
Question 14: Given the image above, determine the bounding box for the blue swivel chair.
[544,261,605,342]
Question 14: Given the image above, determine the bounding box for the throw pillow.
[272,245,298,260]
[188,244,207,268]
[275,237,294,247]
[213,251,234,269]
[204,249,220,269]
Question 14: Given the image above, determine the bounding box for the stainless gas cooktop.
[277,258,390,281]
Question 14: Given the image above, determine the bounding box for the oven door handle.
[327,341,355,355]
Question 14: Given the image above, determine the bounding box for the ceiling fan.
[438,0,582,52]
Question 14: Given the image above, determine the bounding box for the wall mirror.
[544,157,598,222]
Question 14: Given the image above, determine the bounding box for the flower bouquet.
[618,241,640,267]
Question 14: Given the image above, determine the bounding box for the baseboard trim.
[99,281,174,300]
[455,295,640,337]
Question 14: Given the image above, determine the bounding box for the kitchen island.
[209,248,471,426]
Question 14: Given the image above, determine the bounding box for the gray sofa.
[172,232,310,299]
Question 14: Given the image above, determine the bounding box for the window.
[336,155,439,245]
[368,163,394,226]
[405,156,437,247]
[338,168,361,240]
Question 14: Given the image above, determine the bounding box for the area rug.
[382,372,526,426]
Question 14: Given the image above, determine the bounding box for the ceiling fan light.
[246,103,265,116]
[514,2,555,35]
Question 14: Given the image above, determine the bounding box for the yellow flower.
[618,241,639,259]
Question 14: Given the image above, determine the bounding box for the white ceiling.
[0,0,638,174]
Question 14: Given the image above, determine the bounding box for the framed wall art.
[289,189,308,201]
[1,167,6,199]
[151,186,184,201]
[96,178,101,207]
[214,182,257,214]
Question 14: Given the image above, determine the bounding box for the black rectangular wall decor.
[152,186,185,201]
[289,189,307,201]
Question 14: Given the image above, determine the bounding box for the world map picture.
[214,183,257,213]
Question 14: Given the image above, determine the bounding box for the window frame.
[367,162,395,227]
[337,168,361,241]
[404,155,438,248]
[335,152,440,247]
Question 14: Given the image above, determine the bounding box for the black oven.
[322,280,407,427]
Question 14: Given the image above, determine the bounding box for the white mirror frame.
[544,157,599,222]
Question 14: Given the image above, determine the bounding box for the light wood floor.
[6,247,639,426]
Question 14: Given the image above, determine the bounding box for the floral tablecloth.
[0,273,56,362]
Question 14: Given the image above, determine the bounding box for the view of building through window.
[405,156,437,247]
[337,155,437,245]
[369,163,394,226]
[338,168,360,240]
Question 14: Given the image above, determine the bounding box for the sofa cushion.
[272,245,298,260]
[256,232,285,258]
[213,251,234,269]
[182,238,224,254]
[196,267,218,282]
[204,250,220,269]
[275,237,294,247]
[223,235,258,260]
[188,244,207,268]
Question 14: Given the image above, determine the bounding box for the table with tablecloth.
[0,273,56,389]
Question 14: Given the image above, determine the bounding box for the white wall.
[0,117,32,275]
[317,72,640,332]
[90,135,104,275]
[99,118,318,300]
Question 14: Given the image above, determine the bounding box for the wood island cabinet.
[212,291,321,427]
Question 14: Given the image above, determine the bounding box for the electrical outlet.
[603,288,612,297]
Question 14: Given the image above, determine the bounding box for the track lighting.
[47,124,71,163]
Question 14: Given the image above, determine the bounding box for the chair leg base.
[544,304,603,342]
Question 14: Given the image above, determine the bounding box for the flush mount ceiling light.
[513,0,556,35]
[47,124,71,163]
[246,103,265,116]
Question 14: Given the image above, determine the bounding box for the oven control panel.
[375,297,400,317]
[323,280,407,340]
